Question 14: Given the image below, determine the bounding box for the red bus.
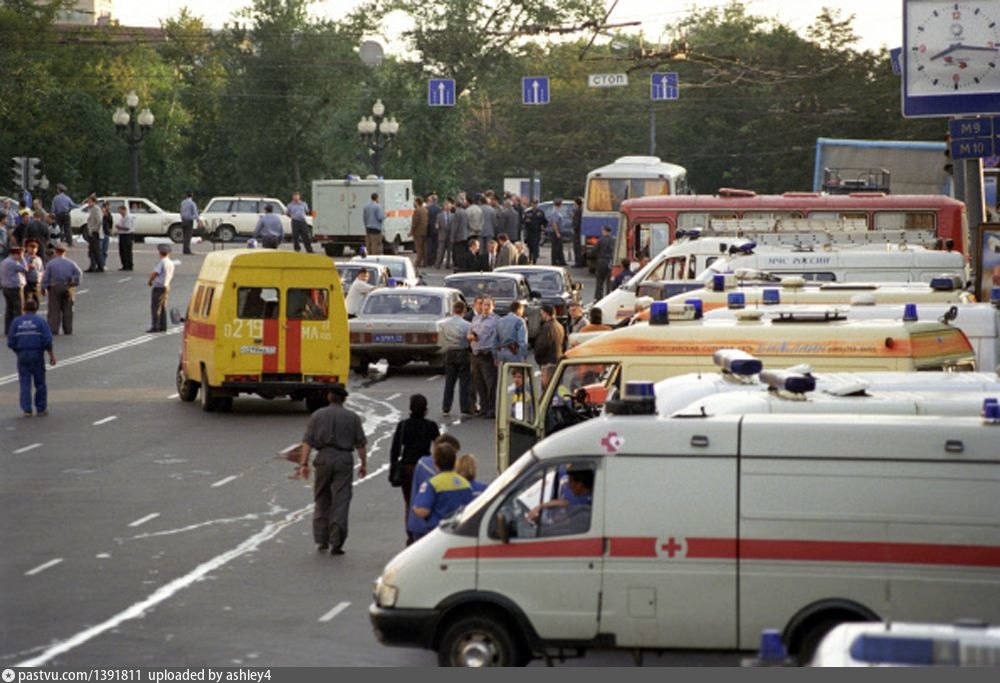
[615,189,967,276]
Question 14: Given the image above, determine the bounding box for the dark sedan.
[494,265,582,327]
[443,272,542,340]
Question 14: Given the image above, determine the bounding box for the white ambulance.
[369,399,1000,666]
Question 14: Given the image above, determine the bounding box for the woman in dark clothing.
[389,393,440,544]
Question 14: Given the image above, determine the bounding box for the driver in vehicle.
[526,469,594,536]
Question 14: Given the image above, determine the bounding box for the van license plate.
[373,334,404,343]
[240,345,277,355]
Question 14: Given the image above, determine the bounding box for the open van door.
[496,362,540,473]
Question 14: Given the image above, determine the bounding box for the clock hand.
[952,43,1000,53]
[929,43,960,60]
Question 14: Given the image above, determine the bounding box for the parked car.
[334,262,393,296]
[349,287,467,374]
[349,254,423,288]
[809,620,1000,667]
[70,196,187,242]
[201,196,310,242]
[538,200,576,244]
[443,271,542,340]
[494,264,582,326]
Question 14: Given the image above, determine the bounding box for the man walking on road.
[42,243,82,335]
[298,384,368,555]
[363,192,385,255]
[593,225,615,302]
[180,191,199,255]
[147,244,174,333]
[287,191,313,253]
[7,298,56,417]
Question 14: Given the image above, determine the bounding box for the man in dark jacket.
[460,237,489,272]
[533,304,565,387]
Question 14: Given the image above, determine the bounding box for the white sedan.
[70,197,186,242]
[349,254,423,287]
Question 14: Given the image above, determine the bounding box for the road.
[0,240,739,668]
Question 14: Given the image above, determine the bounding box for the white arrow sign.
[588,73,629,88]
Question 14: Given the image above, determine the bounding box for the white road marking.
[451,420,462,426]
[76,289,89,294]
[128,513,160,528]
[14,443,42,454]
[0,328,182,386]
[318,601,351,623]
[425,374,442,382]
[211,475,239,488]
[25,559,63,576]
[117,278,131,283]
[386,393,401,401]
[92,416,118,426]
[168,393,179,399]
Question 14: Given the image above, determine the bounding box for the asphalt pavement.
[0,239,738,668]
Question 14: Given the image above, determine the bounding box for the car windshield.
[361,292,442,316]
[447,453,537,531]
[519,271,564,294]
[337,266,374,286]
[447,278,516,299]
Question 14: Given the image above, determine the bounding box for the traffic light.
[26,157,41,189]
[11,156,24,190]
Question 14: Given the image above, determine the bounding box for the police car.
[810,620,1000,666]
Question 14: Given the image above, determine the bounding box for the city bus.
[614,189,968,277]
[582,155,688,267]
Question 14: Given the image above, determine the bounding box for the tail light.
[225,374,259,383]
[304,375,339,383]
[350,332,371,343]
[405,333,439,344]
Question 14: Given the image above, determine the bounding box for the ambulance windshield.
[450,452,536,529]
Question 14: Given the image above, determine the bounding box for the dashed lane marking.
[211,475,239,488]
[14,443,43,454]
[25,559,63,577]
[128,513,160,528]
[318,601,351,623]
[92,416,118,426]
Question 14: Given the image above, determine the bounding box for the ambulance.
[174,250,349,412]
[370,397,1000,666]
[594,230,967,323]
[496,310,977,471]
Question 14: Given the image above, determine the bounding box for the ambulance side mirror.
[495,512,511,544]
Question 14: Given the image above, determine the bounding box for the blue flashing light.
[991,287,1000,305]
[713,274,726,292]
[761,369,816,394]
[649,301,669,325]
[848,634,937,666]
[903,303,919,322]
[727,292,746,309]
[684,298,704,319]
[387,277,397,287]
[624,381,656,400]
[359,245,367,257]
[762,288,780,305]
[985,398,1000,422]
[714,349,763,376]
[757,629,787,662]
[930,276,958,291]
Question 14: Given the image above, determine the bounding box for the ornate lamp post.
[356,98,399,178]
[112,90,154,196]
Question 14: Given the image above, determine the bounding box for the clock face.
[906,1,1000,96]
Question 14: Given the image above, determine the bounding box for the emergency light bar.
[930,275,962,292]
[903,303,918,322]
[760,369,816,395]
[713,349,763,376]
[985,398,1000,423]
[848,633,1000,667]
[649,302,702,325]
[712,273,737,291]
[762,288,780,305]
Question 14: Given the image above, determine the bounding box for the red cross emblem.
[600,431,624,454]
[660,537,685,558]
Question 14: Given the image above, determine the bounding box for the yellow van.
[496,312,976,470]
[175,250,348,412]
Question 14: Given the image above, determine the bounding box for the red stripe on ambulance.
[262,318,280,373]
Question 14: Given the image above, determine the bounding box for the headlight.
[373,575,398,608]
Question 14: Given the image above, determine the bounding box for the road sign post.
[522,76,550,105]
[651,73,679,101]
[428,78,456,107]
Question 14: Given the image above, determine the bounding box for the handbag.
[388,460,404,487]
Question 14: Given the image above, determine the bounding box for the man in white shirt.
[115,205,135,271]
[345,269,376,317]
[146,243,175,332]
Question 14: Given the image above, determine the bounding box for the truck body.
[312,177,413,256]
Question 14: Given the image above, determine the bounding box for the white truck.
[312,177,414,257]
[369,394,1000,666]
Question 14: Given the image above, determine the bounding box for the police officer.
[42,243,82,335]
[147,243,175,333]
[298,384,368,555]
[180,191,199,255]
[253,204,283,249]
[1,244,26,335]
[7,298,56,417]
[286,191,313,253]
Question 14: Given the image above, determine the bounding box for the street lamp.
[113,90,154,196]
[356,98,399,178]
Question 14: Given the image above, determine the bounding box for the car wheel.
[168,223,184,243]
[200,367,221,412]
[215,224,236,243]
[438,615,529,667]
[176,364,199,402]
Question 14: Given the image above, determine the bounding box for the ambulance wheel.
[176,365,199,402]
[438,615,529,667]
[200,368,224,412]
[168,223,184,243]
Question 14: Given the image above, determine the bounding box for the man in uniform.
[298,384,368,555]
[440,299,472,416]
[345,267,376,318]
[51,184,77,246]
[409,441,473,542]
[287,191,313,253]
[115,204,135,271]
[2,245,26,335]
[42,243,82,335]
[83,195,104,273]
[467,295,499,418]
[253,204,284,249]
[147,243,175,333]
[7,298,56,417]
[180,191,199,255]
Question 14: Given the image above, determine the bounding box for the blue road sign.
[949,116,1000,160]
[428,78,456,107]
[889,48,902,76]
[522,76,550,105]
[651,73,679,101]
